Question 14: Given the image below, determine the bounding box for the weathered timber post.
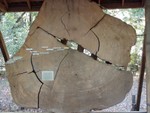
[0,31,9,62]
[145,0,150,112]
[136,32,146,111]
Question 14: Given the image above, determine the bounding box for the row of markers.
[25,38,125,71]
[26,46,69,56]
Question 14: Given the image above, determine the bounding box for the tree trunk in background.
[6,0,136,113]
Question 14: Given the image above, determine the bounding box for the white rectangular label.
[42,71,54,81]
[26,48,33,51]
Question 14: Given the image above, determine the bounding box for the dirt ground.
[0,74,146,112]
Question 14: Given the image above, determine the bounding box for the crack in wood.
[37,27,57,39]
[85,14,106,35]
[35,26,125,70]
[24,44,30,48]
[51,52,69,92]
[66,0,70,15]
[55,52,69,80]
[13,68,40,77]
[30,54,44,108]
[16,71,28,76]
[38,84,43,108]
[31,54,43,84]
[28,70,41,74]
[61,12,70,37]
[91,30,100,55]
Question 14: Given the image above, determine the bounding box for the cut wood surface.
[6,0,136,113]
[29,0,136,67]
[7,72,42,108]
[39,50,133,113]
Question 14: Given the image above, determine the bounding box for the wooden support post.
[145,0,150,112]
[142,0,145,6]
[122,0,125,6]
[3,0,8,9]
[0,32,9,62]
[136,33,146,111]
[98,0,101,4]
[26,0,31,10]
[0,2,7,12]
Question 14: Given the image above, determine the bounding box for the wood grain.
[6,0,136,112]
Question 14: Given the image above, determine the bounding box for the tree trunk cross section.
[6,0,136,113]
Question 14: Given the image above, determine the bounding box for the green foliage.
[0,12,38,56]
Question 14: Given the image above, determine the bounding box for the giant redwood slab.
[6,0,136,113]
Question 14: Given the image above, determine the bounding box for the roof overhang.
[0,0,145,12]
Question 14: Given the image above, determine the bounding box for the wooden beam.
[0,1,145,12]
[0,32,9,62]
[98,0,101,4]
[26,0,31,9]
[7,6,40,12]
[145,0,150,112]
[7,1,43,12]
[3,0,8,9]
[142,0,145,6]
[0,2,7,12]
[122,0,125,6]
[101,2,144,9]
